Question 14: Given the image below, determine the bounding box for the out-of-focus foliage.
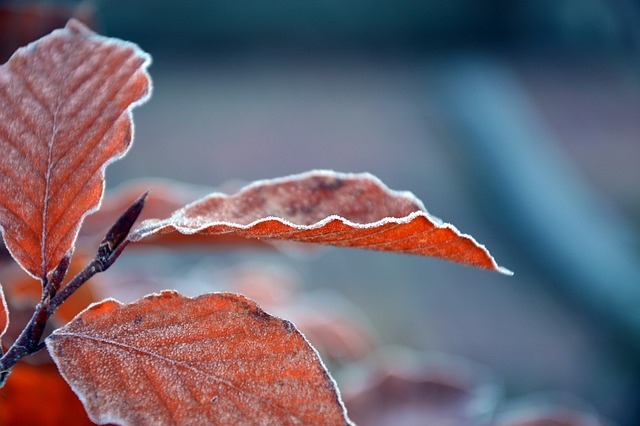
[1,0,639,424]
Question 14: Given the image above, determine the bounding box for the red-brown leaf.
[130,171,511,274]
[343,354,499,426]
[0,362,96,426]
[0,19,151,278]
[46,290,352,425]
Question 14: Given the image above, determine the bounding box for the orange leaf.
[0,362,95,426]
[46,290,352,425]
[0,19,151,279]
[131,171,512,274]
[0,284,7,344]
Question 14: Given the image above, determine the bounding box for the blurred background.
[1,0,639,424]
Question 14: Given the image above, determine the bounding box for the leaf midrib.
[51,330,306,423]
[41,100,60,278]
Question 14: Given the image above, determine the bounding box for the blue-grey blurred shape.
[430,58,640,349]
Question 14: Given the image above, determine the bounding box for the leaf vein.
[50,51,138,167]
[0,197,41,244]
[45,61,142,239]
[48,55,125,165]
[18,70,54,116]
[295,222,403,245]
[349,226,439,250]
[0,86,48,159]
[139,361,179,425]
[55,331,306,422]
[0,166,41,208]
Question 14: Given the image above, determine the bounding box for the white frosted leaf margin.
[0,285,8,343]
[130,170,512,275]
[46,290,354,425]
[0,19,152,278]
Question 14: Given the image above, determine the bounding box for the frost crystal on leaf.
[130,171,512,274]
[46,291,352,425]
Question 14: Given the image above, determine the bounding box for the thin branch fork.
[0,191,149,387]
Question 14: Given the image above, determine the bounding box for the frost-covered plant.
[0,20,509,424]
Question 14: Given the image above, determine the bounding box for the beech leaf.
[46,290,352,425]
[0,19,151,278]
[0,363,94,425]
[79,180,273,251]
[130,171,512,274]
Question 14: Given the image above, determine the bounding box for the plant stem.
[0,190,149,387]
[0,254,105,386]
[0,302,47,386]
[48,242,128,314]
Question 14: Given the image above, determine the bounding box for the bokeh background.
[2,1,639,424]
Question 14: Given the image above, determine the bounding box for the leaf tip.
[73,298,122,322]
[496,265,514,276]
[65,18,92,34]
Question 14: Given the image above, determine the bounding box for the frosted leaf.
[0,19,151,278]
[130,170,512,274]
[46,290,352,425]
[0,285,7,344]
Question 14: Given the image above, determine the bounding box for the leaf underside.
[0,19,151,278]
[46,291,351,425]
[130,171,511,274]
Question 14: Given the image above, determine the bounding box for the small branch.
[49,190,149,312]
[0,190,149,387]
[0,303,46,386]
[44,249,74,300]
[48,257,107,314]
[99,190,149,261]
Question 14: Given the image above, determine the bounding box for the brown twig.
[0,191,149,387]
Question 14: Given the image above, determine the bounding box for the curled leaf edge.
[128,170,513,275]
